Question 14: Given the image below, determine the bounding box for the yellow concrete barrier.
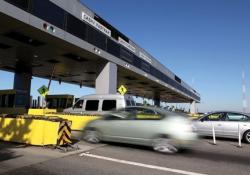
[28,109,57,115]
[45,114,100,131]
[28,109,100,131]
[0,116,71,146]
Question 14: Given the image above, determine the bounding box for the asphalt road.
[2,139,250,175]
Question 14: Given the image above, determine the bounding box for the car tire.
[83,129,101,143]
[152,138,178,153]
[243,130,250,144]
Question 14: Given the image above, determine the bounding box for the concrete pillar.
[13,72,32,109]
[154,99,160,107]
[190,101,197,114]
[96,62,117,94]
[154,93,160,107]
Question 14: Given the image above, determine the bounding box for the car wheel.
[152,138,178,153]
[243,130,250,144]
[83,129,100,143]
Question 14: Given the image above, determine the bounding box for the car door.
[120,108,162,145]
[100,108,161,145]
[194,112,225,136]
[97,112,136,143]
[221,112,249,138]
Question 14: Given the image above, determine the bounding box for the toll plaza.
[0,0,200,147]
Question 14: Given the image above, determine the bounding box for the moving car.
[63,94,135,115]
[83,106,197,153]
[192,111,250,143]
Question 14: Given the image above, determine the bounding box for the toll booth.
[0,89,28,114]
[45,94,74,112]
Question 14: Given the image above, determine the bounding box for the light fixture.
[94,48,101,55]
[43,23,55,33]
[125,64,130,68]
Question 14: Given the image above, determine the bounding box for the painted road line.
[79,153,208,175]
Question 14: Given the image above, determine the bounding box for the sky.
[1,0,250,112]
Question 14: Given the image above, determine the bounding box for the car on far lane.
[192,111,250,143]
[83,106,197,153]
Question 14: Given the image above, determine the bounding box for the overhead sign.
[118,37,136,53]
[118,85,127,96]
[37,85,49,97]
[81,12,111,37]
[139,52,152,64]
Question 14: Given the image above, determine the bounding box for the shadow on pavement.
[0,141,23,162]
[0,116,33,162]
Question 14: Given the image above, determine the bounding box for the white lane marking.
[79,153,208,175]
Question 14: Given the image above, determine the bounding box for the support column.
[154,93,160,107]
[154,99,160,107]
[13,72,32,109]
[95,62,117,94]
[190,101,197,114]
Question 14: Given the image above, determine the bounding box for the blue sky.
[1,0,250,112]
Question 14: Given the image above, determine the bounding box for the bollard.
[212,122,216,145]
[238,123,242,148]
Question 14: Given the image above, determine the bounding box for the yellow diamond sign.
[118,85,127,96]
[37,85,49,97]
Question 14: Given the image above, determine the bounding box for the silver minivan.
[63,94,135,115]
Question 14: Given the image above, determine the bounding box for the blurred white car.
[83,106,197,153]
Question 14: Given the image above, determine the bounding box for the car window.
[226,113,250,121]
[117,107,163,120]
[102,100,116,111]
[202,113,225,121]
[73,100,83,108]
[131,108,163,120]
[85,100,99,111]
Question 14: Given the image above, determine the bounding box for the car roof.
[205,111,250,116]
[119,106,184,116]
[78,94,132,100]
